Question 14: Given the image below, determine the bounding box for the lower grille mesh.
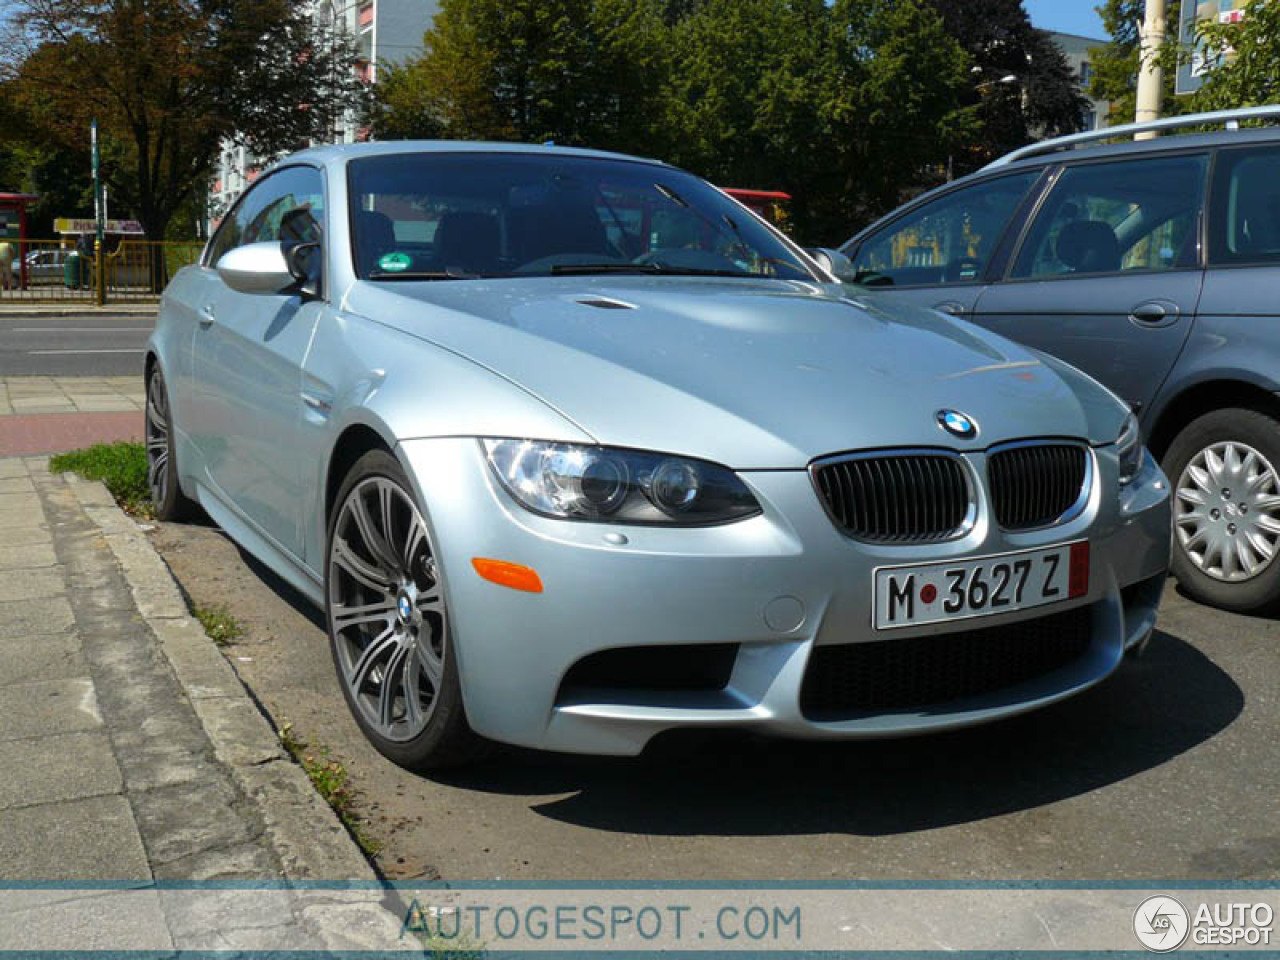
[800,605,1092,719]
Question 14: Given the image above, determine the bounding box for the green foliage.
[3,0,369,241]
[49,442,152,517]
[375,0,972,243]
[1191,0,1280,110]
[193,604,245,647]
[279,724,382,856]
[1088,0,1182,126]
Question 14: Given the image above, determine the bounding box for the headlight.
[1116,412,1143,486]
[482,439,761,525]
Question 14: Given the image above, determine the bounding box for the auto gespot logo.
[1134,895,1274,951]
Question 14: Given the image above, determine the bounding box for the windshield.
[347,152,816,282]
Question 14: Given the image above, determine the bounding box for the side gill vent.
[576,297,636,310]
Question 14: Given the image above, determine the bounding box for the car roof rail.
[983,104,1280,169]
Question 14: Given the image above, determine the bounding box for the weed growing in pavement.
[279,722,383,856]
[49,441,153,517]
[193,603,245,647]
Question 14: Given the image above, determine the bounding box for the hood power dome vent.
[576,297,636,311]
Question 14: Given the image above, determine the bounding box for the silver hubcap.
[145,373,169,505]
[327,477,446,742]
[1175,440,1280,582]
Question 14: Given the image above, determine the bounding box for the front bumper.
[400,438,1171,755]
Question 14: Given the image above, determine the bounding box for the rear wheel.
[325,450,488,770]
[145,366,197,521]
[1165,407,1280,613]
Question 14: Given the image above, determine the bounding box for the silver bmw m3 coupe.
[149,142,1171,769]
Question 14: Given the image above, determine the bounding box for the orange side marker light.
[471,557,544,593]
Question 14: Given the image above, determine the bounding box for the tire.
[145,365,197,521]
[1164,406,1280,613]
[325,449,489,770]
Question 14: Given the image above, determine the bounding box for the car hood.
[344,277,1127,469]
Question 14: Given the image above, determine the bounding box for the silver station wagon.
[149,142,1171,768]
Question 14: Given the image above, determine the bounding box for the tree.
[2,0,368,244]
[1088,0,1182,126]
[1191,0,1280,110]
[369,0,671,156]
[925,0,1088,172]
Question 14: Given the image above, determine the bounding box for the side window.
[850,173,1038,286]
[1012,154,1207,279]
[205,167,325,266]
[1210,145,1280,265]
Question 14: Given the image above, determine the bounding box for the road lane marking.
[27,349,146,355]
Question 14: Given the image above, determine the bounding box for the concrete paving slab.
[0,596,75,639]
[0,566,65,603]
[0,459,27,479]
[0,491,43,513]
[0,889,172,950]
[0,730,121,810]
[0,541,58,570]
[0,795,149,880]
[0,631,84,686]
[0,525,52,546]
[0,678,102,742]
[0,476,35,494]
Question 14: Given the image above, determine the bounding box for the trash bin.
[64,251,89,289]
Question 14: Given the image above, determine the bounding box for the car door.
[842,170,1045,318]
[189,165,326,558]
[970,153,1208,419]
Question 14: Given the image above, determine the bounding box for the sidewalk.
[0,377,144,457]
[0,457,402,949]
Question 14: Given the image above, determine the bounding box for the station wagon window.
[205,166,325,267]
[346,152,816,281]
[1209,145,1280,266]
[1011,154,1207,279]
[847,172,1038,286]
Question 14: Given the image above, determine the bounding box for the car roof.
[994,124,1280,174]
[281,139,670,171]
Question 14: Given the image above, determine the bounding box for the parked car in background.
[24,247,69,283]
[150,141,1169,769]
[836,106,1280,614]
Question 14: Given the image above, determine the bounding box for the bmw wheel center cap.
[937,409,977,438]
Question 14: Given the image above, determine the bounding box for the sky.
[1024,0,1108,39]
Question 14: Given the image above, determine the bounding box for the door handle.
[934,301,967,317]
[198,303,215,327]
[1129,301,1179,326]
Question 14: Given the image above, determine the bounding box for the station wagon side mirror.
[216,242,298,296]
[806,247,859,282]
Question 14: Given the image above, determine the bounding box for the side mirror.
[216,242,298,296]
[283,241,322,298]
[806,247,859,282]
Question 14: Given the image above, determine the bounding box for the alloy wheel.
[1175,440,1280,582]
[328,477,446,742]
[145,371,170,506]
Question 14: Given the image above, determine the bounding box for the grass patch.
[193,603,244,647]
[279,723,383,856]
[49,441,153,517]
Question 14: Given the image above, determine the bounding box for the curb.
[59,471,406,949]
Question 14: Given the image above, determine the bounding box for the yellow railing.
[0,238,203,304]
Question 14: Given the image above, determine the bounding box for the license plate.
[873,541,1089,630]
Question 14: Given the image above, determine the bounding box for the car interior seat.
[433,211,502,276]
[1055,220,1122,274]
[356,210,397,275]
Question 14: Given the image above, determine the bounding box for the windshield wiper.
[367,269,479,281]
[549,262,759,279]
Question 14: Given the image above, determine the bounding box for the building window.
[1083,109,1098,130]
[1079,61,1094,87]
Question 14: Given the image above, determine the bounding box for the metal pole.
[1134,0,1167,140]
[91,119,106,304]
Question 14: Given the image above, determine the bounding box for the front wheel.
[1165,407,1280,613]
[325,450,488,770]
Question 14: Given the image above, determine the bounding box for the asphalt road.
[150,515,1279,883]
[0,312,156,376]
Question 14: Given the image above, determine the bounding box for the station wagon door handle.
[1129,301,1179,327]
[934,301,968,317]
[199,303,216,327]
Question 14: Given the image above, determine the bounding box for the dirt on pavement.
[149,515,1279,883]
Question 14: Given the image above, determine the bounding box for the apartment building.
[1048,31,1112,131]
[210,0,439,219]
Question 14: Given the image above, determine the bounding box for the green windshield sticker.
[377,251,411,273]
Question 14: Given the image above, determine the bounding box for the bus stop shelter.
[0,193,38,289]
